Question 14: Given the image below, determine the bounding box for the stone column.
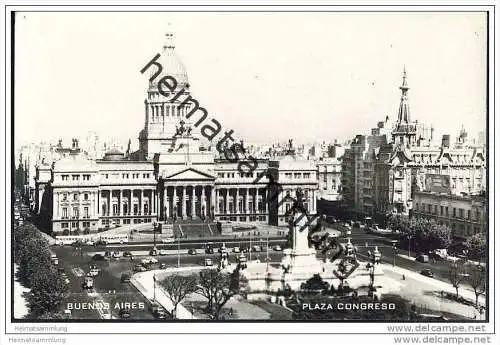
[191,186,196,218]
[173,187,177,218]
[201,186,206,217]
[120,190,124,216]
[182,186,187,219]
[140,189,144,216]
[225,189,230,214]
[263,188,268,213]
[246,188,250,214]
[128,190,132,215]
[108,190,112,216]
[213,188,217,214]
[165,187,169,219]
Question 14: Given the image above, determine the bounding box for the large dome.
[148,33,189,90]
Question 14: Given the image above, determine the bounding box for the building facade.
[413,190,486,239]
[33,34,319,234]
[341,69,486,224]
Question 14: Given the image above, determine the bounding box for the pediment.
[439,152,453,164]
[165,168,214,181]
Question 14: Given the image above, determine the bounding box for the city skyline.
[15,12,487,149]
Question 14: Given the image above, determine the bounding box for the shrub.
[83,228,90,235]
[62,229,69,236]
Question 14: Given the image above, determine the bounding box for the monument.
[280,189,323,288]
[233,189,385,293]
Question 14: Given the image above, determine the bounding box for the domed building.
[34,33,320,235]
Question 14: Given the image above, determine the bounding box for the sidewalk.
[13,264,30,319]
[131,267,202,319]
[381,263,486,307]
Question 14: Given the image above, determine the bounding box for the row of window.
[217,172,255,178]
[61,174,91,181]
[61,206,90,219]
[61,193,90,202]
[60,221,91,229]
[102,173,151,179]
[284,172,311,179]
[415,202,480,220]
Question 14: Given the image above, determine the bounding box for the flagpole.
[153,273,156,303]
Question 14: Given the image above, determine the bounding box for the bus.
[56,233,129,246]
[56,235,88,246]
[97,233,129,244]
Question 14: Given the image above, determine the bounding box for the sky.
[14,11,487,150]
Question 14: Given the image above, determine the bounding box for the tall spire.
[163,24,175,51]
[397,66,410,123]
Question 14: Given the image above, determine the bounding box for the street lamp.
[407,234,412,258]
[153,273,157,303]
[173,206,180,268]
[367,246,381,290]
[391,240,398,267]
[153,221,157,251]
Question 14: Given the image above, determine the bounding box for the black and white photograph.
[2,2,498,344]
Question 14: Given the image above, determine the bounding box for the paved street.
[330,224,484,289]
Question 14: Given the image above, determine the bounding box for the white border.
[1,1,498,341]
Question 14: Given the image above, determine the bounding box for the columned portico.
[162,183,216,220]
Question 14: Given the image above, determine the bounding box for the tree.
[426,222,452,252]
[465,234,486,261]
[195,269,237,320]
[229,268,250,298]
[300,274,329,293]
[468,265,486,307]
[25,266,68,318]
[160,274,197,318]
[449,264,466,299]
[388,214,411,233]
[38,311,67,320]
[398,217,452,253]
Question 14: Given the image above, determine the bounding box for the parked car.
[150,304,167,319]
[134,264,147,272]
[159,263,167,269]
[205,247,214,254]
[273,245,283,252]
[149,249,158,256]
[252,245,262,252]
[158,249,168,256]
[142,257,158,265]
[416,254,429,263]
[161,238,175,244]
[112,251,122,259]
[120,273,131,283]
[92,254,105,261]
[57,267,65,274]
[420,268,434,278]
[203,258,213,266]
[232,247,240,253]
[119,308,131,319]
[123,251,133,258]
[188,248,197,255]
[84,240,95,246]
